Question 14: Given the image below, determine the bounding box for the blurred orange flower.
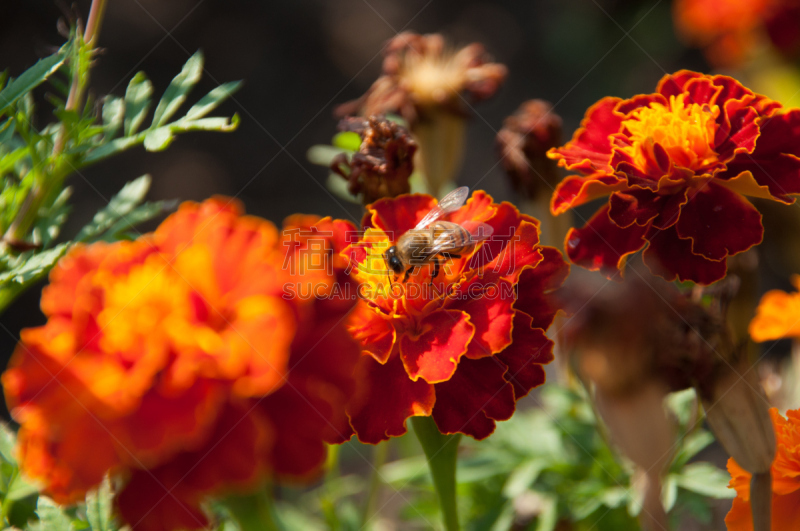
[2,198,360,531]
[342,191,568,443]
[673,0,800,67]
[726,408,800,530]
[750,276,800,342]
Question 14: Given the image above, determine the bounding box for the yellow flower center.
[402,53,465,106]
[621,94,720,172]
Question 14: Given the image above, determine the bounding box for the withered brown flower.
[336,32,507,198]
[496,100,563,201]
[330,115,417,205]
[336,32,507,123]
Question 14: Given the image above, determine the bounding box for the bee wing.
[424,222,494,257]
[468,222,494,242]
[414,186,470,229]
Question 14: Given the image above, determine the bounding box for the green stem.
[223,485,281,531]
[410,416,461,531]
[361,440,389,527]
[4,0,107,244]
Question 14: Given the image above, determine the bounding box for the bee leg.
[403,266,416,283]
[431,256,440,283]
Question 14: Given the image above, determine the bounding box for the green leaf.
[661,474,677,512]
[333,131,361,152]
[502,459,546,498]
[0,423,16,464]
[0,49,67,116]
[185,80,242,121]
[30,496,72,531]
[307,145,348,167]
[33,187,72,248]
[151,50,204,127]
[102,96,124,139]
[124,72,153,137]
[85,476,115,531]
[6,471,39,502]
[675,462,735,499]
[75,175,151,242]
[143,127,174,151]
[99,199,177,242]
[672,430,714,469]
[0,243,69,284]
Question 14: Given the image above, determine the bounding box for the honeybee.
[385,187,493,283]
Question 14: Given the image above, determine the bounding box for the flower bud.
[699,359,776,475]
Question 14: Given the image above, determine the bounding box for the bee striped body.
[383,187,493,283]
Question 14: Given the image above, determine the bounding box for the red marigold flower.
[341,191,568,443]
[726,407,800,530]
[2,198,360,531]
[548,70,800,285]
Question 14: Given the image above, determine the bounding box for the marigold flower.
[726,408,800,531]
[2,198,360,531]
[548,70,800,285]
[749,275,800,342]
[674,0,800,67]
[341,191,568,443]
[330,115,417,205]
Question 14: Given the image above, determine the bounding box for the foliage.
[0,28,239,314]
[258,385,733,531]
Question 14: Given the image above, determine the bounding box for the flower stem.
[223,484,282,531]
[4,0,107,245]
[410,416,461,531]
[361,440,389,526]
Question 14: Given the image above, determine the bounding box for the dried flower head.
[2,199,360,531]
[336,32,507,124]
[549,70,800,285]
[330,115,417,205]
[497,100,563,201]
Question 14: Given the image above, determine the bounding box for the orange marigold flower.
[749,276,800,342]
[548,70,800,285]
[674,0,800,67]
[726,407,800,530]
[341,191,568,443]
[1,198,360,531]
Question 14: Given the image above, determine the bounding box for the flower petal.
[676,182,763,261]
[643,225,727,284]
[723,110,800,203]
[656,70,704,98]
[564,205,648,279]
[447,279,515,359]
[399,310,475,383]
[547,97,622,173]
[496,312,553,399]
[365,194,436,238]
[431,356,516,439]
[347,302,396,363]
[512,246,569,330]
[551,173,626,215]
[346,354,435,444]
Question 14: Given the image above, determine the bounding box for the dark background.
[0,0,704,390]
